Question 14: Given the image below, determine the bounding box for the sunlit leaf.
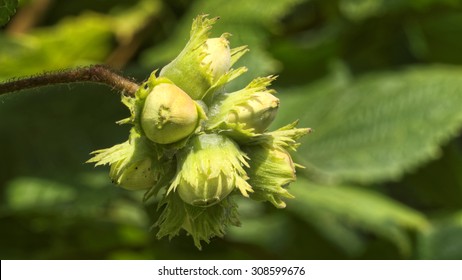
[288,178,429,256]
[4,177,76,210]
[227,198,291,251]
[276,66,462,184]
[0,13,113,79]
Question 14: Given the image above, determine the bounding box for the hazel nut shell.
[141,83,199,144]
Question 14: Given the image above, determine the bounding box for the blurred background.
[1,0,462,259]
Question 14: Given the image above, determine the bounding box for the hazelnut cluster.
[88,15,310,248]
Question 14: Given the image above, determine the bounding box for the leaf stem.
[0,65,140,97]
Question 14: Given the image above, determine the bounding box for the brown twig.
[0,65,140,97]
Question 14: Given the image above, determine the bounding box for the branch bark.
[0,65,140,97]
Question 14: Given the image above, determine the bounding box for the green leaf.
[227,198,291,251]
[418,211,462,259]
[338,0,462,21]
[276,66,462,184]
[0,0,18,26]
[0,12,113,79]
[288,178,429,256]
[4,177,76,210]
[338,0,408,21]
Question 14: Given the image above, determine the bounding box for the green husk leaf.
[159,15,219,100]
[155,192,240,249]
[249,121,312,150]
[245,145,297,208]
[230,45,249,66]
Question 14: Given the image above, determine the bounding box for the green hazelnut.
[202,36,231,83]
[110,157,156,190]
[159,16,246,100]
[141,83,199,144]
[87,131,162,191]
[88,15,312,248]
[177,174,233,207]
[170,133,252,207]
[245,146,296,208]
[227,92,280,133]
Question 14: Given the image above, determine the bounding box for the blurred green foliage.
[0,0,18,26]
[1,0,462,259]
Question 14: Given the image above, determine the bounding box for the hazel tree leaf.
[0,0,18,26]
[275,66,462,184]
[338,0,461,21]
[418,211,462,259]
[227,198,292,251]
[338,0,405,21]
[0,13,114,80]
[4,177,76,211]
[288,178,429,257]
